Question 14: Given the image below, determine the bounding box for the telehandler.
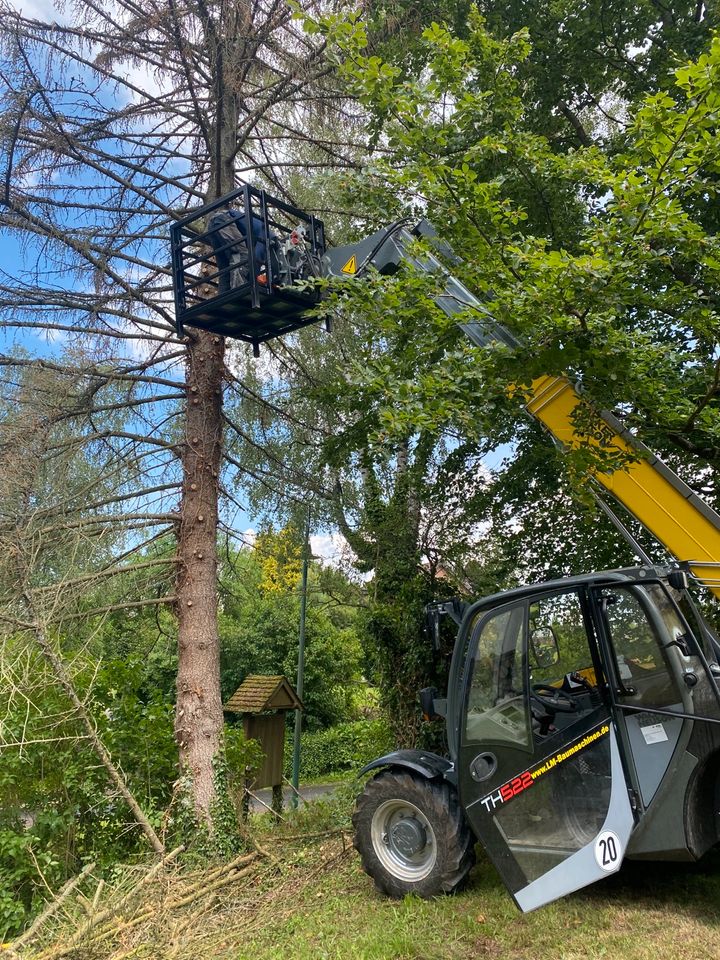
[170,186,720,911]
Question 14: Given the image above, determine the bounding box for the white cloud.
[11,0,63,19]
[310,532,342,564]
[310,531,366,577]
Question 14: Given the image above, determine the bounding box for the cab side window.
[465,603,530,747]
[600,586,683,708]
[529,591,596,689]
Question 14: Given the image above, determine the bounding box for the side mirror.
[424,598,467,653]
[425,606,442,652]
[419,687,444,721]
[530,626,560,669]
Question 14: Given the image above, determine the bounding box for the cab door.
[457,589,635,912]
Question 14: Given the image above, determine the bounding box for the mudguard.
[359,749,455,784]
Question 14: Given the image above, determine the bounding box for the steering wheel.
[531,683,578,714]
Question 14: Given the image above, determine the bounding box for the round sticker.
[594,830,622,871]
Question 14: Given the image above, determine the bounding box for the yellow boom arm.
[526,375,720,598]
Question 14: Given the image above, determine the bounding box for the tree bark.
[175,328,225,824]
[174,9,236,828]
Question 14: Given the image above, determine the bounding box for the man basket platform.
[169,184,327,355]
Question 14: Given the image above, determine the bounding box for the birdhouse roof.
[224,675,303,713]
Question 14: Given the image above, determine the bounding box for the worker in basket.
[206,208,275,293]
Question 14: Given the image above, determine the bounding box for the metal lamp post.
[291,505,311,808]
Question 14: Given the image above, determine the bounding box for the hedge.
[285,718,394,781]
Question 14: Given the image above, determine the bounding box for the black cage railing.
[170,185,326,351]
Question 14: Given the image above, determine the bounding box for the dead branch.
[171,852,258,899]
[244,787,287,821]
[31,846,184,960]
[165,863,258,910]
[10,860,97,951]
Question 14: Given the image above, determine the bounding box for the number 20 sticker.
[594,831,622,871]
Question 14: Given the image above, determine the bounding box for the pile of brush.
[5,828,351,960]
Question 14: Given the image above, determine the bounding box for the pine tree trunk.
[173,4,240,826]
[175,328,225,824]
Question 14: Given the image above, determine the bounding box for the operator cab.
[170,185,326,355]
[453,566,720,911]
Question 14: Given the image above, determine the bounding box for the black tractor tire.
[352,768,476,899]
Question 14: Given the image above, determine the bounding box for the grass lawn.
[234,787,720,960]
[238,839,720,960]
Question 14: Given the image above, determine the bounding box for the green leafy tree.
[218,539,364,731]
[223,306,497,744]
[0,647,173,936]
[314,9,720,509]
[222,4,720,741]
[475,0,717,146]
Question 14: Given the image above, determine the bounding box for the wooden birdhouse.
[224,675,303,794]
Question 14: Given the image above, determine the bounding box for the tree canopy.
[308,6,720,498]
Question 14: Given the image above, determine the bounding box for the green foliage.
[0,650,177,935]
[287,718,394,780]
[224,724,265,783]
[0,642,267,935]
[0,530,364,935]
[475,0,717,141]
[362,570,439,746]
[93,657,178,795]
[0,826,61,941]
[226,292,489,746]
[444,424,641,587]
[252,5,720,747]
[207,752,245,860]
[316,11,720,501]
[219,543,364,731]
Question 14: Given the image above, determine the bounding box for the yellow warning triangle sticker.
[341,254,357,275]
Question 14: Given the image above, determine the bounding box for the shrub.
[286,718,394,781]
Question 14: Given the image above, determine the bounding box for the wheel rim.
[370,798,437,882]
